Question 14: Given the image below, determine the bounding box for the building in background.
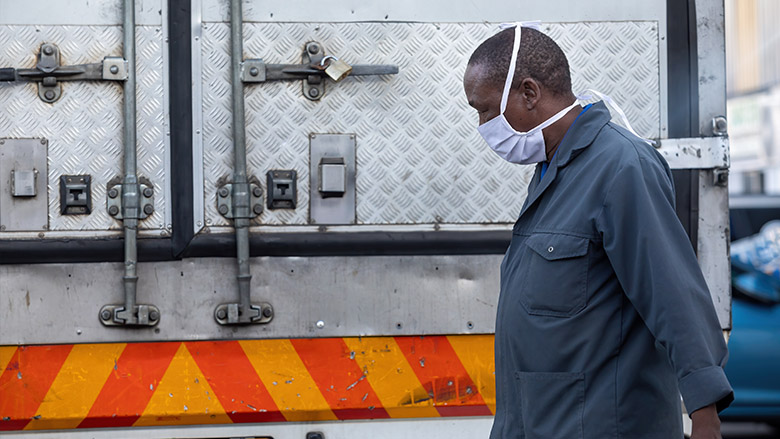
[726,0,780,194]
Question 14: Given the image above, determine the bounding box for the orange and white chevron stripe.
[0,335,496,431]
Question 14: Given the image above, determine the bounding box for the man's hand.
[690,404,721,439]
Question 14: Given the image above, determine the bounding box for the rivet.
[253,204,263,215]
[308,88,320,98]
[44,90,55,100]
[249,66,259,76]
[143,204,154,215]
[149,310,159,321]
[43,45,53,56]
[308,44,319,54]
[547,246,554,253]
[316,320,325,329]
[143,187,153,198]
[218,204,229,215]
[110,65,119,74]
[218,187,229,197]
[262,306,273,318]
[108,188,119,198]
[108,205,119,216]
[252,186,262,197]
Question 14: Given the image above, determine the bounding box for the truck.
[0,0,730,437]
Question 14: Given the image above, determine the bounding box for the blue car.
[721,269,780,423]
[720,203,780,425]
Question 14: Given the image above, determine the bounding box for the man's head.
[464,27,574,130]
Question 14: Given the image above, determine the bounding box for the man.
[463,25,733,438]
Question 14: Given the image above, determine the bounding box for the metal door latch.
[216,182,263,218]
[107,180,155,220]
[0,43,127,103]
[240,41,399,101]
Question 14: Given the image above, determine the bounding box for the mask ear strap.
[498,22,542,115]
[578,89,653,145]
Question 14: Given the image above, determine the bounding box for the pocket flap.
[525,234,588,261]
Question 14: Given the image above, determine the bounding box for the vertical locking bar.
[213,0,273,325]
[99,0,160,327]
[231,0,254,320]
[121,0,140,323]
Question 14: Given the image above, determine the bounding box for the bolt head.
[308,88,320,98]
[100,309,111,320]
[219,187,229,197]
[216,309,227,320]
[253,204,263,215]
[218,204,229,215]
[262,306,273,318]
[143,204,154,215]
[307,433,324,439]
[249,66,259,76]
[43,45,53,55]
[308,44,320,54]
[143,187,153,198]
[252,186,262,197]
[108,205,119,216]
[149,310,159,321]
[108,188,118,198]
[44,90,56,100]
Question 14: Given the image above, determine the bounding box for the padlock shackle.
[319,55,340,67]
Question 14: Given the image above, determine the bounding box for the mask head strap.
[498,21,542,114]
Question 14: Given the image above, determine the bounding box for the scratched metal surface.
[200,21,659,226]
[0,255,502,345]
[0,25,167,231]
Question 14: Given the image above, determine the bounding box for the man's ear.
[520,78,541,110]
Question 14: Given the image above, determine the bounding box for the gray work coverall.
[489,102,733,439]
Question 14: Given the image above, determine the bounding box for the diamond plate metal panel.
[0,25,167,231]
[201,21,659,225]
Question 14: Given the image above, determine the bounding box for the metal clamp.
[240,41,399,101]
[215,301,274,325]
[216,182,263,219]
[0,43,128,103]
[100,304,161,327]
[107,181,155,220]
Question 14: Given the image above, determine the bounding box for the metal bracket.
[656,137,730,170]
[216,182,263,219]
[0,43,128,103]
[713,168,729,187]
[107,180,155,220]
[239,41,399,101]
[99,304,161,327]
[214,301,274,325]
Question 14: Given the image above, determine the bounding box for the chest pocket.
[519,233,589,317]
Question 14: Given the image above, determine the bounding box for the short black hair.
[468,27,573,97]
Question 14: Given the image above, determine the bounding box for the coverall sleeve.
[596,150,734,415]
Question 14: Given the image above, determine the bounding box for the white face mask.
[477,22,578,164]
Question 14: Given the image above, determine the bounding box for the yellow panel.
[25,343,127,430]
[0,346,16,374]
[133,344,232,426]
[239,339,337,422]
[446,335,496,414]
[343,337,440,418]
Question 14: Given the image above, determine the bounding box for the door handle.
[240,41,399,101]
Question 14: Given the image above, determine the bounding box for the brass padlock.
[320,55,353,82]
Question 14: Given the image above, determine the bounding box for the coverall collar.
[555,100,611,168]
[519,101,611,219]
